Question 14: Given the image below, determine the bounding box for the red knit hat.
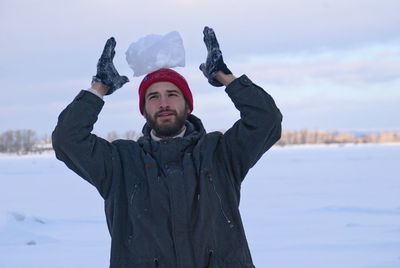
[138,68,193,115]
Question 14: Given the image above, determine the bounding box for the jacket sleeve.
[52,90,115,199]
[221,75,282,185]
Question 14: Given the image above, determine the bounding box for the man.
[52,27,282,268]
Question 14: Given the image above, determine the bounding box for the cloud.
[1,0,400,133]
[2,0,400,56]
[229,42,400,89]
[280,96,400,131]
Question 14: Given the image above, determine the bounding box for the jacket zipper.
[207,172,233,226]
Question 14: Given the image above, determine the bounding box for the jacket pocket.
[130,183,140,206]
[127,181,143,246]
[206,171,234,228]
[204,170,242,261]
[153,257,159,268]
[207,249,214,267]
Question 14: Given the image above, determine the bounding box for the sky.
[1,0,400,138]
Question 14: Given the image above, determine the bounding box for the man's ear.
[185,103,191,114]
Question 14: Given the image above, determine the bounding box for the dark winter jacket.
[52,75,282,268]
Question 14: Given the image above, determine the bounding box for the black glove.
[199,26,232,87]
[92,37,129,95]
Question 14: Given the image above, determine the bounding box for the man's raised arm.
[199,26,283,186]
[52,37,129,199]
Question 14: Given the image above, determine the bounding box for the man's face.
[143,82,189,138]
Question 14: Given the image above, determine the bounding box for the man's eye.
[148,95,158,100]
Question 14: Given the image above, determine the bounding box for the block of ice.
[125,31,185,77]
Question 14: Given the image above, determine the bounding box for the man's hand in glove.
[199,26,235,87]
[92,37,129,95]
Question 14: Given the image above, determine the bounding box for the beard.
[145,106,189,138]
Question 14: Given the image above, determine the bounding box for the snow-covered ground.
[0,144,399,268]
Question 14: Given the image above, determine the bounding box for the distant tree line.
[1,129,400,154]
[277,129,400,146]
[0,129,38,154]
[0,129,142,155]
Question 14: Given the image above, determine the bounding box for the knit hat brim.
[138,68,193,115]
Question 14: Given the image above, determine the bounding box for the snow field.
[0,144,399,268]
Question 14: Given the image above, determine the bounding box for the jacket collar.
[137,114,206,153]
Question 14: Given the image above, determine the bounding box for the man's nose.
[159,96,169,108]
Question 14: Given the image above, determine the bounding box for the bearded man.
[52,26,282,268]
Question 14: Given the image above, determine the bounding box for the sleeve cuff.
[225,75,253,95]
[86,88,104,99]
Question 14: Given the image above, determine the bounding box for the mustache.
[155,109,177,117]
